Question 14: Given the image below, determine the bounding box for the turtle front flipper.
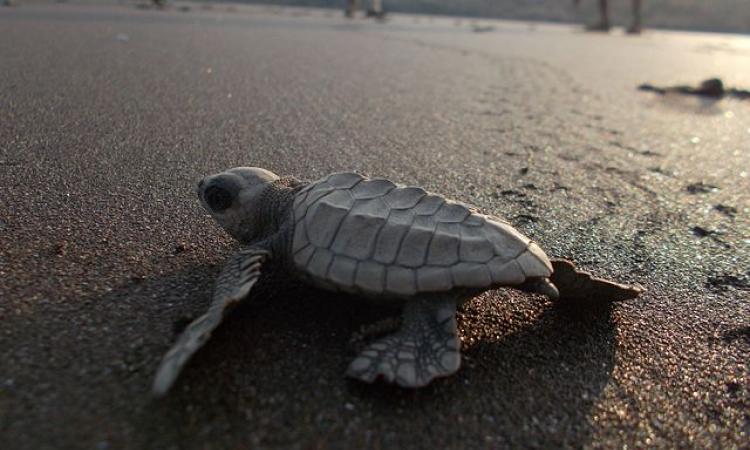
[346,297,460,388]
[151,247,270,397]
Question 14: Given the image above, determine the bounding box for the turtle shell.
[290,172,552,297]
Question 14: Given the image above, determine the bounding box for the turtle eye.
[204,186,233,212]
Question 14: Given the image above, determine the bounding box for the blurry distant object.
[3,0,17,6]
[152,0,167,8]
[574,0,643,33]
[365,0,385,18]
[471,24,496,33]
[639,78,750,100]
[345,0,385,19]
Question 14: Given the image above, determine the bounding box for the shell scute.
[331,213,386,260]
[304,200,350,248]
[416,266,453,291]
[384,186,426,209]
[483,219,529,258]
[387,208,415,226]
[516,245,552,278]
[488,257,525,285]
[327,255,358,288]
[463,214,486,227]
[413,195,445,216]
[326,172,364,189]
[459,225,494,263]
[320,189,355,209]
[451,262,492,287]
[350,197,390,220]
[355,261,386,295]
[434,202,470,223]
[426,222,460,266]
[386,266,417,296]
[373,222,411,264]
[396,219,435,268]
[294,244,315,267]
[304,181,335,206]
[307,248,334,279]
[351,179,396,200]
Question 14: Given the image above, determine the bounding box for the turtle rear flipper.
[151,247,269,397]
[346,297,460,388]
[550,259,643,303]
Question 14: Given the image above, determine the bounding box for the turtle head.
[197,167,280,243]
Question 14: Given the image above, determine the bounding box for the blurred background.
[5,0,750,33]
[195,0,749,33]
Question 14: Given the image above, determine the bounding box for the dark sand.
[1,3,748,449]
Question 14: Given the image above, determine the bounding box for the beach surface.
[1,2,748,449]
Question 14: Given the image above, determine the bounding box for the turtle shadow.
[132,262,405,445]
[140,261,397,390]
[346,297,618,448]
[120,263,617,448]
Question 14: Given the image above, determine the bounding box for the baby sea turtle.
[152,167,564,395]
